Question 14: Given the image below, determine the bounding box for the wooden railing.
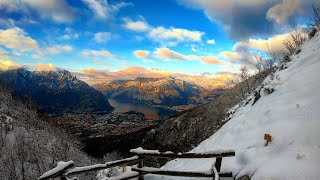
[38,148,235,180]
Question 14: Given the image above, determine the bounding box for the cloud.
[82,49,112,57]
[200,72,212,76]
[154,48,225,65]
[0,50,11,58]
[134,50,150,58]
[59,34,79,41]
[81,49,128,66]
[207,39,216,44]
[177,0,313,39]
[123,17,205,46]
[149,27,204,46]
[219,51,253,65]
[218,31,302,65]
[0,28,38,52]
[26,0,75,23]
[35,63,57,72]
[0,60,59,73]
[155,48,188,61]
[94,32,111,43]
[198,56,225,65]
[267,0,301,24]
[44,45,73,54]
[58,27,80,41]
[123,19,150,32]
[31,45,73,59]
[0,59,22,71]
[233,32,291,53]
[0,0,75,23]
[79,66,234,89]
[82,0,131,19]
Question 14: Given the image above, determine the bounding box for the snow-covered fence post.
[214,157,222,172]
[138,159,144,180]
[130,147,235,179]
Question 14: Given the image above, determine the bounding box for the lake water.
[108,99,177,120]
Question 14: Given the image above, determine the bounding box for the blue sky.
[0,0,314,87]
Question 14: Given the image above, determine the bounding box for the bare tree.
[236,65,251,99]
[283,28,308,55]
[307,4,320,30]
[250,54,264,75]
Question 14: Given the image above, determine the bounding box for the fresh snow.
[130,147,161,154]
[64,156,139,175]
[38,161,73,179]
[97,166,139,180]
[146,33,320,180]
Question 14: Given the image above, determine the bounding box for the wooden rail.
[131,166,233,177]
[37,156,142,180]
[130,148,235,158]
[38,148,235,180]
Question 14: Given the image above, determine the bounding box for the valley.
[108,98,176,120]
[49,111,158,158]
[0,68,222,158]
[2,1,319,179]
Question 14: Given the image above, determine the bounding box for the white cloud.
[233,32,291,53]
[94,32,111,43]
[35,63,57,72]
[0,0,75,23]
[207,39,216,44]
[134,50,150,58]
[0,59,22,71]
[219,51,253,65]
[149,27,204,46]
[45,45,73,54]
[267,0,301,24]
[0,49,10,58]
[59,33,79,41]
[123,17,205,46]
[154,47,225,65]
[123,20,150,32]
[82,49,112,57]
[155,48,188,61]
[32,45,73,59]
[82,0,131,19]
[0,27,38,52]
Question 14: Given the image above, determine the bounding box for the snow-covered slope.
[149,33,320,179]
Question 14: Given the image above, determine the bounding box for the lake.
[108,99,177,120]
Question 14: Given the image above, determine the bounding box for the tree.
[283,28,307,55]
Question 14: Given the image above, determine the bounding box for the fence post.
[138,159,144,180]
[215,157,222,172]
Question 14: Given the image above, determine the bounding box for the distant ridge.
[94,76,219,107]
[0,68,114,115]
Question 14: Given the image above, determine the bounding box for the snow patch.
[151,32,320,179]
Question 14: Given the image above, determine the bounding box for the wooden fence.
[37,148,235,180]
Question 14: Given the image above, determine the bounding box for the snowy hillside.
[148,32,320,179]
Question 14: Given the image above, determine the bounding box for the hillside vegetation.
[0,82,94,179]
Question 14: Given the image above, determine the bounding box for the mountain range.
[0,68,113,115]
[94,76,222,107]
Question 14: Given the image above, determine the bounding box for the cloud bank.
[177,0,314,39]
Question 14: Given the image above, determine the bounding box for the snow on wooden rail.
[38,148,235,180]
[130,147,235,158]
[38,161,74,180]
[131,166,233,177]
[37,156,142,180]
